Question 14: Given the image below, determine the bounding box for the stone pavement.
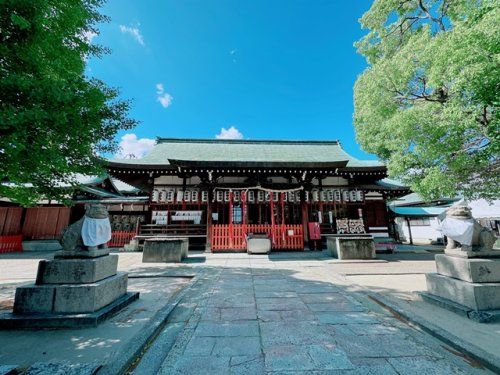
[130,252,492,374]
[0,250,495,374]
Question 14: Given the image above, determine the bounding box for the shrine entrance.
[209,189,305,251]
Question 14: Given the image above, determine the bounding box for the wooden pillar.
[280,192,286,247]
[229,190,234,249]
[270,193,275,246]
[181,176,187,210]
[280,192,285,226]
[242,191,247,225]
[318,177,324,224]
[205,189,213,252]
[301,190,309,248]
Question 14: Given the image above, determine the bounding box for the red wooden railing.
[108,231,135,248]
[211,224,304,251]
[0,235,23,253]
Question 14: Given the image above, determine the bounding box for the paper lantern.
[247,190,255,203]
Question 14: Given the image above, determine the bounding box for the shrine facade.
[106,138,408,252]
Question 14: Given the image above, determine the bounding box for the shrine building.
[106,138,409,252]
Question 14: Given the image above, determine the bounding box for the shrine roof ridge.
[155,138,341,145]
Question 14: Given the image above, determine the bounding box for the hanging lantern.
[356,190,364,202]
[166,189,175,203]
[327,189,334,202]
[312,190,320,202]
[216,190,224,202]
[191,190,199,203]
[201,191,209,202]
[349,190,357,202]
[342,190,350,202]
[320,190,327,202]
[257,190,265,202]
[152,189,160,202]
[247,190,255,203]
[233,190,241,202]
[334,190,341,202]
[176,190,184,203]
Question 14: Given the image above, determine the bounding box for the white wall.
[395,217,443,245]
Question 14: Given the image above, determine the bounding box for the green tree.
[0,0,137,206]
[354,0,499,200]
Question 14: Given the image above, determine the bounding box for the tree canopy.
[354,0,499,200]
[0,0,137,206]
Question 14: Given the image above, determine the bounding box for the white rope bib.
[81,217,112,247]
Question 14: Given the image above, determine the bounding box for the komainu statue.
[441,205,496,253]
[60,204,112,253]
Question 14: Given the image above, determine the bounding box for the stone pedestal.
[142,238,188,263]
[0,252,138,329]
[326,235,376,260]
[424,250,500,323]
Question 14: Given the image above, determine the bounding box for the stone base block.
[445,247,500,259]
[435,254,500,283]
[419,292,500,323]
[14,273,128,314]
[326,236,376,260]
[54,248,110,259]
[426,273,500,311]
[0,292,139,329]
[36,254,118,284]
[12,285,55,313]
[142,238,186,263]
[167,237,189,258]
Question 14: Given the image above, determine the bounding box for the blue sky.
[87,0,375,159]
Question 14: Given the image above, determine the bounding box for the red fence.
[22,207,70,240]
[108,231,135,248]
[0,235,23,253]
[211,224,304,251]
[0,207,23,235]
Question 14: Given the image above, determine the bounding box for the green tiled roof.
[109,138,384,169]
[389,206,447,217]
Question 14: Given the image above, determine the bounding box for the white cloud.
[156,83,173,108]
[116,133,155,159]
[215,126,244,140]
[119,24,145,46]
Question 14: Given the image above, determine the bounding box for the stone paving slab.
[316,311,381,324]
[306,302,366,312]
[194,321,260,337]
